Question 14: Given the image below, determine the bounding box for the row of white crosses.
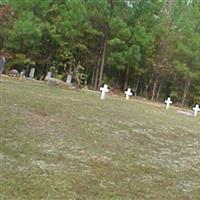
[100,85,133,100]
[100,84,200,117]
[164,97,200,117]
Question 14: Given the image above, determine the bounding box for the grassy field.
[0,78,200,200]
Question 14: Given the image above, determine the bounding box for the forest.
[0,0,200,105]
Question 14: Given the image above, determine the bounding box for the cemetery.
[1,75,200,199]
[0,0,200,199]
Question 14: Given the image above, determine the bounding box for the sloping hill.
[0,79,200,200]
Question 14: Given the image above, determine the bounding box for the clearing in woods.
[0,78,200,200]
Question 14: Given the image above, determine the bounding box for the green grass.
[0,78,200,200]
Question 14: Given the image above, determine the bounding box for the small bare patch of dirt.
[31,110,48,117]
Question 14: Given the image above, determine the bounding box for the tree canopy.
[0,0,200,105]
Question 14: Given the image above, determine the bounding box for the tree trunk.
[181,79,190,105]
[94,64,99,89]
[156,81,162,100]
[91,65,96,87]
[97,33,108,88]
[151,77,158,100]
[123,64,130,91]
[144,76,153,97]
[134,77,140,96]
[116,71,120,88]
[94,49,102,89]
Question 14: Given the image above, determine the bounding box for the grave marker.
[124,88,133,100]
[29,68,35,78]
[20,70,26,81]
[165,97,172,109]
[193,104,200,117]
[45,71,52,80]
[100,84,109,100]
[66,74,72,85]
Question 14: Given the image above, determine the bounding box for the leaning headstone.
[29,68,35,78]
[66,74,72,85]
[0,56,6,82]
[124,88,133,100]
[100,84,109,100]
[165,97,172,109]
[193,104,200,117]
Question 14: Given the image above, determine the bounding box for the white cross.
[193,104,200,117]
[100,84,109,100]
[165,97,172,109]
[124,88,133,100]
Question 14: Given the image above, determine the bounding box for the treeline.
[0,0,200,105]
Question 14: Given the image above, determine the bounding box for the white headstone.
[29,68,35,78]
[124,88,133,100]
[165,97,172,109]
[45,71,52,80]
[20,71,25,81]
[66,75,72,85]
[100,84,109,100]
[193,104,200,117]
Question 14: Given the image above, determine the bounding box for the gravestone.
[124,88,133,100]
[29,68,35,78]
[45,71,52,81]
[20,70,26,81]
[100,84,109,100]
[9,69,19,77]
[193,104,200,117]
[165,97,172,109]
[0,57,6,82]
[66,74,72,85]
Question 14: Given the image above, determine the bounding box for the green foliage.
[1,0,200,105]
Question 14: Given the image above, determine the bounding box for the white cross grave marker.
[165,97,172,109]
[124,88,133,100]
[100,84,109,100]
[193,104,200,117]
